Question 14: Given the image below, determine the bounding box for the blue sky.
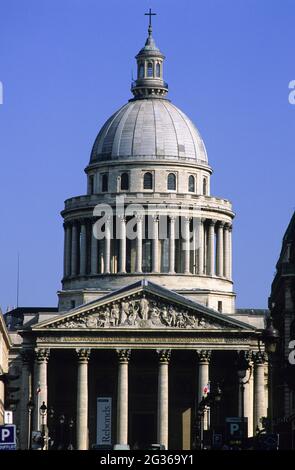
[0,0,294,310]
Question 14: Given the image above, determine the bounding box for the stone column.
[196,350,211,430]
[183,216,191,274]
[116,349,131,445]
[223,224,230,279]
[216,222,224,277]
[76,348,91,450]
[197,218,204,275]
[237,352,254,438]
[152,215,159,273]
[91,220,98,275]
[253,352,267,430]
[118,216,126,273]
[157,349,171,449]
[80,221,87,276]
[168,216,176,274]
[19,350,32,449]
[207,220,215,276]
[34,348,50,430]
[136,215,143,273]
[63,223,72,277]
[229,225,232,280]
[71,223,78,276]
[104,216,111,274]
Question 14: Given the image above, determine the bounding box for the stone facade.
[0,311,11,424]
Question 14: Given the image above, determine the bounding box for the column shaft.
[152,216,159,273]
[71,223,78,276]
[197,350,211,431]
[207,221,215,276]
[76,349,90,450]
[216,222,224,277]
[116,350,130,445]
[169,216,176,274]
[119,217,126,273]
[64,224,71,277]
[91,221,98,275]
[224,225,230,278]
[34,349,50,431]
[104,218,111,274]
[19,352,31,449]
[198,219,204,275]
[253,353,267,430]
[184,217,190,274]
[80,222,87,276]
[136,216,143,273]
[157,350,170,449]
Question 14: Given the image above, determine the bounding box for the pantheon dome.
[59,21,235,314]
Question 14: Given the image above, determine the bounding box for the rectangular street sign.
[0,425,16,450]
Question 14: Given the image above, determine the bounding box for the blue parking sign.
[0,425,16,450]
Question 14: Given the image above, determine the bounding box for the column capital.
[208,219,216,227]
[157,349,171,364]
[116,349,131,363]
[196,350,212,363]
[76,348,91,363]
[21,349,33,364]
[35,348,50,363]
[117,214,126,223]
[169,214,177,222]
[152,214,159,223]
[252,351,267,365]
[217,220,225,229]
[224,222,232,231]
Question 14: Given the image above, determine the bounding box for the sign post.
[0,425,16,450]
[226,417,248,448]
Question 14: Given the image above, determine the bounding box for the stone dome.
[90,99,208,164]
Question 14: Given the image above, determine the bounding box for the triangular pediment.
[33,281,256,332]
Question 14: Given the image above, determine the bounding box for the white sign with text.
[96,397,112,446]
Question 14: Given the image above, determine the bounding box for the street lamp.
[27,398,35,450]
[39,401,47,450]
[261,317,280,353]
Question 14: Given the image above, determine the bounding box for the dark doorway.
[131,413,156,449]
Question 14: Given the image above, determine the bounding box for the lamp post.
[27,398,35,450]
[195,383,222,450]
[39,401,47,450]
[261,317,280,354]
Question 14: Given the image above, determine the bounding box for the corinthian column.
[183,216,191,274]
[253,352,267,430]
[118,216,126,273]
[63,223,72,277]
[71,223,78,276]
[91,220,98,275]
[207,220,215,276]
[104,216,111,274]
[34,348,50,431]
[19,350,32,449]
[224,224,230,279]
[152,215,159,273]
[80,221,87,276]
[76,348,91,450]
[216,222,224,277]
[136,215,143,273]
[116,349,131,445]
[169,215,176,274]
[157,349,171,450]
[197,218,204,275]
[196,350,211,430]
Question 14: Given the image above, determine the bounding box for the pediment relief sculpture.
[48,295,229,330]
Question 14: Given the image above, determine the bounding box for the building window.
[218,301,222,313]
[138,64,144,79]
[147,62,153,77]
[102,174,108,192]
[71,300,76,309]
[143,172,153,190]
[156,63,161,77]
[89,175,94,194]
[188,175,195,193]
[121,172,129,191]
[167,173,176,191]
[203,177,207,195]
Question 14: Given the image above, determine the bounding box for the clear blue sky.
[0,0,294,310]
